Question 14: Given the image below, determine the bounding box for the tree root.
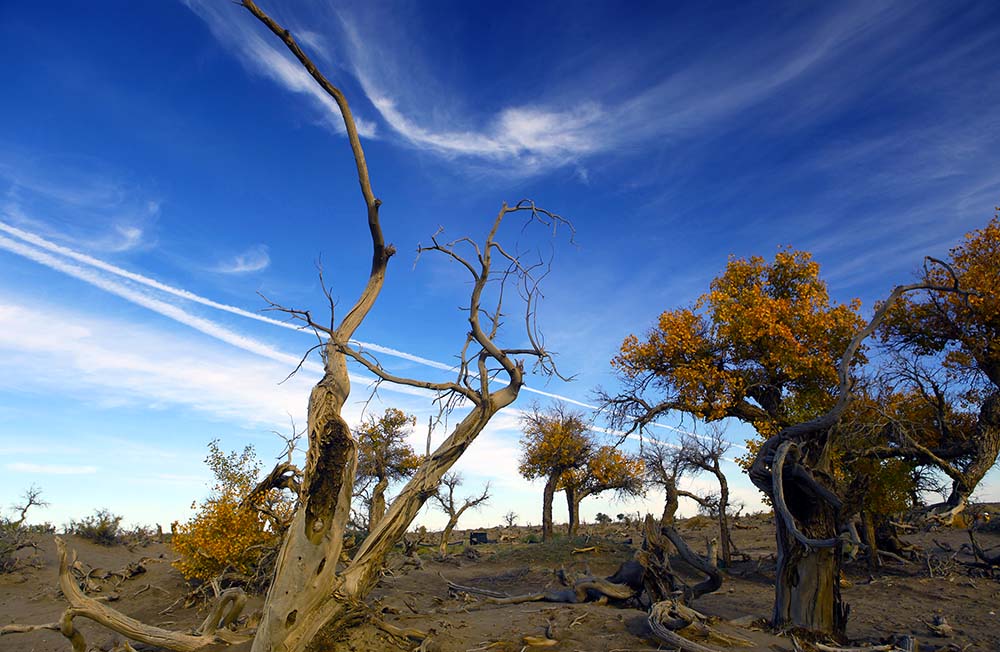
[439,572,510,598]
[968,529,1000,566]
[485,574,635,605]
[647,599,754,651]
[374,618,428,643]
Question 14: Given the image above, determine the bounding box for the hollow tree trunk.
[253,352,357,652]
[252,360,519,652]
[772,463,844,637]
[369,476,388,529]
[542,472,559,542]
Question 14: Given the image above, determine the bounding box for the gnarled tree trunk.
[772,503,842,634]
[369,476,388,529]
[935,391,1000,525]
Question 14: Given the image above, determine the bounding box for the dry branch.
[53,537,251,652]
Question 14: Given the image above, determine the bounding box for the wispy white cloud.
[229,1,919,176]
[0,155,157,253]
[213,244,271,274]
[7,462,98,475]
[181,0,376,138]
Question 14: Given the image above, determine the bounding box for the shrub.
[68,509,123,546]
[172,440,294,588]
[595,512,612,524]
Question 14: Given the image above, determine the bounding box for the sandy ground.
[2,514,999,651]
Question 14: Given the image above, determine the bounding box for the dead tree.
[431,473,490,557]
[9,3,572,651]
[641,441,711,528]
[747,264,968,636]
[1,486,48,573]
[677,427,734,567]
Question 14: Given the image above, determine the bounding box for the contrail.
[0,219,455,372]
[0,233,433,400]
[0,220,743,448]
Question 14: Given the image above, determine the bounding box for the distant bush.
[68,509,124,546]
[522,533,541,544]
[595,512,612,524]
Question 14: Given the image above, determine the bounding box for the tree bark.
[252,353,358,652]
[773,520,842,635]
[770,446,844,637]
[438,517,459,557]
[565,486,580,536]
[714,466,732,568]
[542,472,559,542]
[369,476,388,529]
[860,511,879,572]
[942,390,1000,521]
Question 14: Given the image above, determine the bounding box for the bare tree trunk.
[661,482,680,526]
[773,517,842,635]
[934,391,1000,525]
[255,397,515,652]
[438,517,459,557]
[253,353,358,652]
[565,486,579,536]
[714,467,732,568]
[542,472,559,542]
[369,476,388,530]
[860,511,879,572]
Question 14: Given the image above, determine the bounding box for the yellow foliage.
[882,212,1000,380]
[518,406,592,480]
[356,407,421,483]
[614,248,864,472]
[172,440,293,584]
[172,494,280,582]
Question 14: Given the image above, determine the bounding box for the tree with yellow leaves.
[560,445,644,536]
[874,212,1000,525]
[173,441,294,588]
[518,404,592,541]
[354,408,421,530]
[603,249,864,452]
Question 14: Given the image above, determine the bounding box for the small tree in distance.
[354,407,421,530]
[518,404,592,541]
[560,445,644,536]
[1,486,48,573]
[503,511,518,527]
[431,473,490,557]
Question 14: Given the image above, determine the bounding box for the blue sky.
[1,0,998,531]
